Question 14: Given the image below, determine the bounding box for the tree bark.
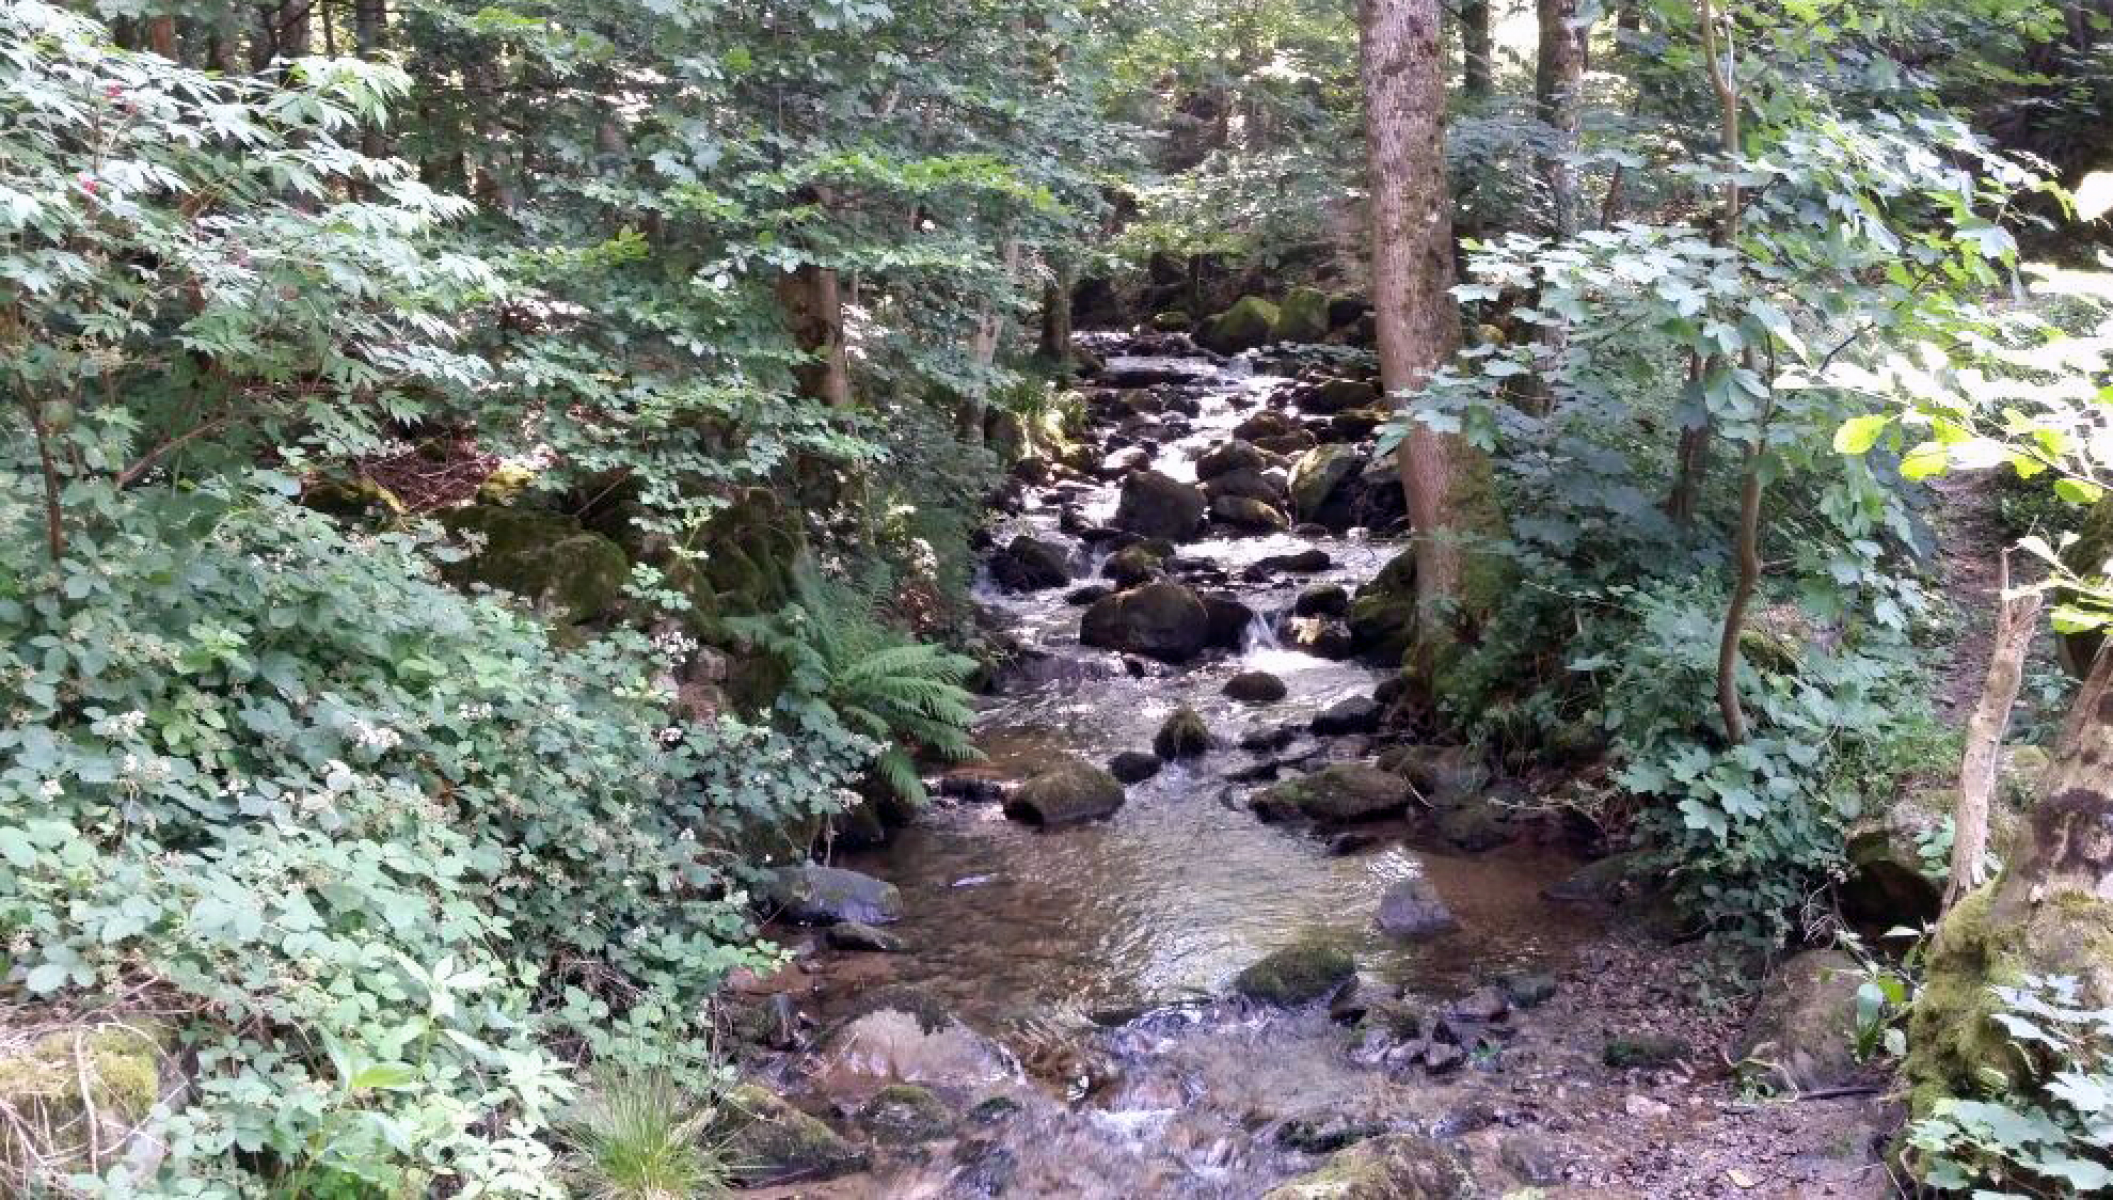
[1948,556,2044,909]
[145,16,178,59]
[2028,639,2113,902]
[1461,0,1494,99]
[1362,0,1502,671]
[1039,257,1075,364]
[354,0,388,157]
[1536,0,1585,238]
[777,263,853,408]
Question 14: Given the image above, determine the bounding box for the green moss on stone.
[441,504,630,625]
[1234,935,1356,1006]
[1276,287,1332,343]
[720,1084,866,1185]
[1198,296,1282,355]
[0,1022,167,1174]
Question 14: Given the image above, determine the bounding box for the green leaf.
[1834,414,1890,455]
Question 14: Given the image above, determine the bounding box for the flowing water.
[774,336,1608,1198]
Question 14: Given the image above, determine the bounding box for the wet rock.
[1234,937,1357,1006]
[1100,445,1153,476]
[1102,543,1167,588]
[1240,724,1299,752]
[1203,466,1288,506]
[1734,948,1864,1092]
[826,921,904,953]
[1107,749,1164,784]
[938,774,1003,804]
[1256,430,1320,457]
[1252,762,1412,824]
[1499,1132,1566,1185]
[821,993,1015,1087]
[1499,971,1558,1009]
[1250,547,1333,577]
[857,1083,953,1145]
[1262,1133,1469,1199]
[1004,757,1126,826]
[1225,670,1289,704]
[1288,445,1365,523]
[1154,705,1212,758]
[1277,1114,1388,1155]
[1234,408,1300,442]
[1201,592,1258,649]
[949,1137,1019,1197]
[1329,831,1382,856]
[1541,850,1644,904]
[991,535,1071,591]
[1434,1099,1499,1137]
[1287,615,1356,659]
[1276,286,1333,343]
[1311,694,1380,735]
[721,1084,867,1185]
[1150,310,1194,332]
[766,864,903,926]
[1112,470,1207,541]
[1197,295,1281,355]
[1327,408,1387,440]
[1376,744,1489,808]
[1212,494,1292,532]
[1065,583,1113,606]
[1294,583,1350,618]
[1377,877,1459,940]
[1196,439,1271,480]
[830,799,890,851]
[968,1095,1022,1124]
[1421,1042,1466,1074]
[1603,1033,1689,1069]
[1347,548,1418,661]
[1298,378,1383,415]
[1434,796,1513,852]
[1079,580,1212,662]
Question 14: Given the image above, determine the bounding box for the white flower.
[105,710,147,738]
[39,780,62,800]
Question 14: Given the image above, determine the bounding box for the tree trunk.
[354,0,388,158]
[1665,353,1710,524]
[1039,258,1075,364]
[1362,0,1503,672]
[2029,640,2113,902]
[1461,0,1494,99]
[1948,557,2044,909]
[1536,0,1585,238]
[145,16,178,59]
[777,264,853,408]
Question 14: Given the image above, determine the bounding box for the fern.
[727,561,981,806]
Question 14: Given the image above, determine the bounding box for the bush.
[0,474,864,1194]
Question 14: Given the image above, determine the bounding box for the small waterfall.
[1241,611,1280,654]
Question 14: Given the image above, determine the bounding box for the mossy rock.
[1347,549,1418,663]
[440,504,630,626]
[1197,295,1282,355]
[302,475,405,521]
[475,461,537,506]
[720,1084,867,1185]
[1150,310,1195,332]
[857,1084,954,1145]
[1252,763,1412,824]
[1261,1133,1469,1199]
[1735,949,1864,1092]
[1234,936,1357,1006]
[0,1022,169,1177]
[1275,287,1332,343]
[1154,705,1212,759]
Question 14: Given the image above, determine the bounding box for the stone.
[826,921,904,953]
[1201,592,1258,649]
[1450,987,1509,1023]
[721,1084,867,1185]
[1288,616,1355,659]
[1276,286,1333,343]
[439,504,630,625]
[1261,1134,1469,1200]
[1294,584,1350,618]
[1234,409,1299,441]
[821,993,1015,1087]
[1233,936,1357,1006]
[1108,750,1164,784]
[1154,705,1212,759]
[1541,851,1643,904]
[1435,797,1513,853]
[1347,548,1418,662]
[1212,495,1291,531]
[1240,724,1298,752]
[1604,1034,1690,1069]
[1252,548,1332,576]
[1376,744,1489,809]
[1225,670,1289,704]
[1252,763,1413,824]
[1256,430,1319,457]
[1196,439,1270,480]
[1299,377,1383,414]
[1203,467,1288,506]
[1004,757,1126,826]
[1499,971,1558,1009]
[1079,580,1213,662]
[857,1083,953,1145]
[991,535,1071,591]
[1377,876,1458,940]
[1150,310,1193,332]
[1065,583,1114,605]
[1734,949,1865,1092]
[1623,1094,1671,1119]
[1112,470,1208,541]
[1100,445,1153,476]
[1311,695,1380,735]
[766,864,903,926]
[1102,543,1167,588]
[1500,1133,1566,1185]
[1197,295,1282,355]
[1288,445,1365,523]
[1276,1114,1388,1154]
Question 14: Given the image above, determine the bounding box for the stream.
[752,333,1622,1198]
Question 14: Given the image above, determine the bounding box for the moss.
[475,462,537,506]
[302,476,405,521]
[1197,295,1282,355]
[1233,935,1356,1006]
[1261,1133,1469,1199]
[1276,287,1332,343]
[1150,310,1194,332]
[1153,706,1211,759]
[720,1084,866,1185]
[857,1084,952,1145]
[0,1022,167,1175]
[440,504,631,626]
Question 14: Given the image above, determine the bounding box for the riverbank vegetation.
[3,0,2112,1194]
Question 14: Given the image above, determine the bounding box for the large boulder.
[1004,757,1126,826]
[1261,1134,1469,1200]
[1841,750,2045,930]
[1276,287,1333,343]
[1154,706,1212,759]
[1196,439,1271,480]
[991,535,1071,591]
[1734,949,1865,1092]
[1233,936,1356,1005]
[1203,467,1289,507]
[766,864,903,926]
[1102,542,1169,589]
[1197,295,1281,355]
[1252,763,1413,824]
[720,1084,867,1185]
[1299,378,1382,414]
[1225,670,1288,704]
[1079,580,1213,662]
[1288,445,1365,524]
[1212,495,1291,532]
[1113,471,1208,541]
[1347,548,1418,662]
[440,505,630,624]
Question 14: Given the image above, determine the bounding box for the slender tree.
[1361,0,1505,672]
[1461,0,1494,99]
[1535,0,1585,237]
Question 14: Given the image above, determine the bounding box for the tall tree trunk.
[1665,353,1710,524]
[777,264,853,408]
[1362,0,1504,673]
[1536,0,1585,238]
[1949,556,2044,909]
[1039,257,1075,364]
[354,0,387,157]
[145,15,178,58]
[1461,0,1494,99]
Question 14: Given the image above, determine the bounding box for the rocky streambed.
[725,333,1901,1199]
